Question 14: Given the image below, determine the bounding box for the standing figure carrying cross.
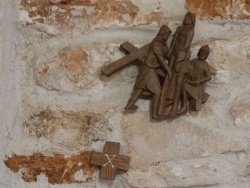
[124,25,172,119]
[101,25,172,119]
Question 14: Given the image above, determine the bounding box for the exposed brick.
[35,46,89,91]
[20,0,139,31]
[58,46,88,75]
[135,11,164,26]
[186,0,250,19]
[4,152,94,184]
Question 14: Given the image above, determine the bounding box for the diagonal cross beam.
[101,42,150,76]
[90,141,130,180]
[120,41,166,77]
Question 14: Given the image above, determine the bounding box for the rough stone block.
[23,108,112,150]
[127,151,250,187]
[122,112,248,170]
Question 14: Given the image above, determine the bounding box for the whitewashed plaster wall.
[1,0,250,187]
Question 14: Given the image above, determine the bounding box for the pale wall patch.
[23,108,112,149]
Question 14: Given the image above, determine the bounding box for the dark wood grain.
[90,141,130,180]
[101,44,148,76]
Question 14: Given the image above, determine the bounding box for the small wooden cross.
[90,141,130,180]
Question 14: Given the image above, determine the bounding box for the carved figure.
[166,53,192,117]
[101,25,172,118]
[124,25,172,119]
[179,45,211,113]
[158,12,196,118]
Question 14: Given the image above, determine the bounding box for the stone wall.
[1,0,250,187]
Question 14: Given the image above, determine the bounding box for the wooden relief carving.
[184,45,211,112]
[101,12,212,119]
[90,141,130,180]
[158,12,196,118]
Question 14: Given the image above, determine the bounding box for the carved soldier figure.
[124,25,172,119]
[179,45,211,113]
[158,12,196,117]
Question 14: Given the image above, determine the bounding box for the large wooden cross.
[101,41,150,76]
[90,141,130,180]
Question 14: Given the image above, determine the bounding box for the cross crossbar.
[90,141,130,180]
[101,43,149,76]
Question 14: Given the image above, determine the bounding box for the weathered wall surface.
[1,0,250,187]
[186,0,250,19]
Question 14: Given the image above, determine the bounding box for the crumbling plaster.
[1,0,250,187]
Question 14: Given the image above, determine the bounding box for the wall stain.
[20,0,139,31]
[186,0,250,19]
[58,46,88,75]
[4,152,94,184]
[23,108,112,149]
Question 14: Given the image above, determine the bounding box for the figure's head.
[157,25,172,40]
[198,45,210,60]
[183,12,196,27]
